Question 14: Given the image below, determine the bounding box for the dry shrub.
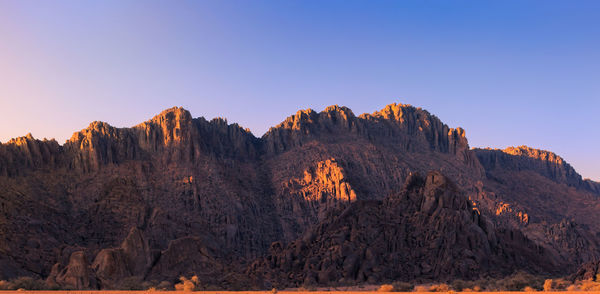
[377,284,394,292]
[414,285,430,292]
[6,277,47,290]
[495,271,544,291]
[553,278,570,290]
[523,286,536,292]
[566,284,578,291]
[174,276,198,291]
[412,283,451,292]
[577,279,600,291]
[429,283,450,292]
[271,287,278,294]
[543,278,570,291]
[451,279,472,291]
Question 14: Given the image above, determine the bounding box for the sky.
[0,0,598,180]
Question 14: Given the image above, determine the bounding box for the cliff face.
[473,146,600,267]
[64,107,260,172]
[0,103,598,289]
[0,134,63,176]
[474,146,594,192]
[263,103,471,158]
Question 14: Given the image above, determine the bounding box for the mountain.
[0,103,598,289]
[248,171,557,288]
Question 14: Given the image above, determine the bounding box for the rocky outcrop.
[48,251,97,290]
[540,220,600,266]
[249,171,557,288]
[92,227,155,288]
[274,158,358,242]
[146,235,243,288]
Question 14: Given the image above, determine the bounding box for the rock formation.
[249,172,557,288]
[91,227,155,288]
[0,103,598,289]
[47,251,97,289]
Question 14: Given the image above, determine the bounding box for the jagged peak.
[210,117,228,124]
[144,106,192,126]
[269,105,358,132]
[159,106,190,116]
[322,104,355,115]
[267,108,317,132]
[359,102,466,134]
[87,121,114,130]
[67,121,120,143]
[6,133,36,146]
[360,102,421,120]
[4,133,60,147]
[451,127,466,136]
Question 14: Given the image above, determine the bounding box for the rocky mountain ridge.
[475,146,599,194]
[0,103,598,289]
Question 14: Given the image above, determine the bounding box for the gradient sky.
[0,1,598,180]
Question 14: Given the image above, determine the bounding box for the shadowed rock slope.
[249,171,558,288]
[473,147,600,266]
[0,104,598,289]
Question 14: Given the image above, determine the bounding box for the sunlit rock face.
[0,103,599,289]
[263,103,472,158]
[0,134,63,176]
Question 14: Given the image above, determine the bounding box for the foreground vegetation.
[2,272,600,292]
[372,272,600,292]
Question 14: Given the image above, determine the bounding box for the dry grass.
[0,291,598,294]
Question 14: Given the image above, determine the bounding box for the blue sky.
[0,0,598,180]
